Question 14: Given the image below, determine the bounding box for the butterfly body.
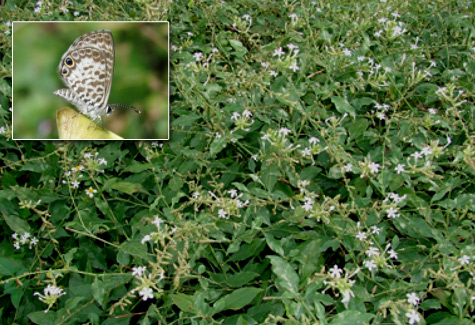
[54,30,115,122]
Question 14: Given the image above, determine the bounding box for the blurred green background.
[13,22,169,140]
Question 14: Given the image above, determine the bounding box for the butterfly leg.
[86,117,104,130]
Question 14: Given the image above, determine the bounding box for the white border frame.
[12,21,170,141]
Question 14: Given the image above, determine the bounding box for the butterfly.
[53,29,139,127]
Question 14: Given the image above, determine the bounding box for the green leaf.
[171,114,201,127]
[27,311,57,324]
[267,255,299,294]
[20,161,47,172]
[119,239,150,260]
[229,39,248,57]
[213,287,262,314]
[64,297,85,311]
[264,233,285,257]
[123,163,150,173]
[348,118,369,139]
[169,176,184,191]
[109,181,144,195]
[3,214,31,234]
[4,281,25,308]
[329,310,375,324]
[209,136,228,158]
[226,271,260,288]
[331,96,356,118]
[91,278,106,308]
[64,248,77,267]
[261,164,280,191]
[171,293,197,314]
[230,239,265,262]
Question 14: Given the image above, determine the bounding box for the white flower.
[298,180,310,189]
[421,146,432,156]
[386,207,400,219]
[369,226,380,234]
[20,233,30,244]
[139,287,154,301]
[368,162,381,174]
[301,147,311,157]
[388,193,407,204]
[395,164,406,174]
[302,197,314,212]
[391,12,401,19]
[407,292,420,306]
[435,87,447,96]
[236,199,249,208]
[193,52,204,61]
[152,216,164,228]
[366,246,380,257]
[344,163,353,172]
[141,235,151,244]
[242,109,252,118]
[273,47,285,58]
[289,61,299,72]
[341,289,355,303]
[278,127,291,136]
[406,309,421,324]
[458,255,470,265]
[85,187,97,198]
[97,158,107,165]
[242,14,252,24]
[28,236,39,248]
[329,265,343,278]
[363,259,377,271]
[388,249,398,259]
[132,266,146,276]
[356,231,367,241]
[309,137,320,145]
[84,153,93,159]
[71,180,80,189]
[289,13,298,25]
[227,189,238,198]
[218,209,228,219]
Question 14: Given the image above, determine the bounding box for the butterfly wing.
[54,30,114,118]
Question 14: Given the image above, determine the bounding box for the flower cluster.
[201,189,250,220]
[231,109,254,132]
[12,232,39,250]
[405,292,422,324]
[62,151,108,198]
[129,266,165,301]
[33,284,66,313]
[322,266,360,307]
[381,192,407,220]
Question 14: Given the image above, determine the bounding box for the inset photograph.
[12,22,169,140]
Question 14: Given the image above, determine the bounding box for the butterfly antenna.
[108,104,141,115]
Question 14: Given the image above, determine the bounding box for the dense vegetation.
[1,0,474,324]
